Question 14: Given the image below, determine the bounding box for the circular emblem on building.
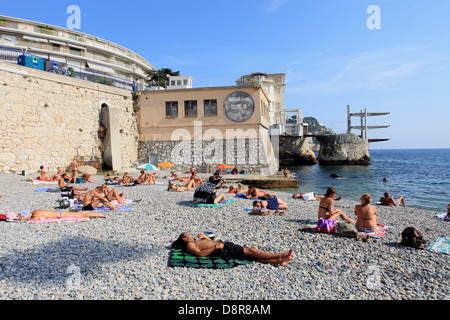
[223,91,255,122]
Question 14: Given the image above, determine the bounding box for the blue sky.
[1,0,450,149]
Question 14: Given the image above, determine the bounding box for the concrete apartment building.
[0,15,155,84]
[137,86,279,175]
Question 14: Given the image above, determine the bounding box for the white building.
[0,15,155,84]
[236,72,307,136]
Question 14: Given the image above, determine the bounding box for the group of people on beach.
[3,162,448,270]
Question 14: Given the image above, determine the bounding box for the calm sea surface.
[285,148,450,212]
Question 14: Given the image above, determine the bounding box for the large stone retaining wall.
[139,137,277,175]
[0,61,138,173]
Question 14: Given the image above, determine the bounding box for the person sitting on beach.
[36,166,59,182]
[379,192,406,207]
[354,193,378,233]
[58,173,88,193]
[231,165,239,175]
[173,232,294,267]
[101,184,127,205]
[292,192,342,201]
[205,179,227,204]
[283,168,292,178]
[185,166,197,176]
[82,186,119,211]
[121,172,133,184]
[318,187,355,225]
[17,209,106,221]
[81,173,92,183]
[245,185,268,199]
[444,204,450,221]
[135,171,150,184]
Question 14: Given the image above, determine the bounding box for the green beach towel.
[168,249,253,269]
[428,237,450,255]
[191,200,235,208]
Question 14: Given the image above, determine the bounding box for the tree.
[146,68,180,88]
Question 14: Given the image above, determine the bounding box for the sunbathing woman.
[354,193,378,233]
[318,187,355,225]
[18,209,106,221]
[37,166,59,182]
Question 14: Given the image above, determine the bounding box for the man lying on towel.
[173,232,293,267]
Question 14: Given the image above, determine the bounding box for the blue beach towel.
[428,237,450,255]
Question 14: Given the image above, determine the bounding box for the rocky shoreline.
[0,172,448,300]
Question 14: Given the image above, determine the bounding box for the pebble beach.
[0,172,448,301]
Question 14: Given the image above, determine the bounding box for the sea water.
[286,148,450,212]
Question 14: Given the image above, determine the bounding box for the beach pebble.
[0,173,448,300]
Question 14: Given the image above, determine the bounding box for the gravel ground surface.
[0,172,448,301]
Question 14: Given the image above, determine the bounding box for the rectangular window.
[184,100,198,117]
[165,101,178,118]
[204,99,217,116]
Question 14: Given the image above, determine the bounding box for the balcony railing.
[0,45,136,91]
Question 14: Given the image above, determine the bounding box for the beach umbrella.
[215,164,233,169]
[136,163,159,171]
[158,162,175,168]
[78,165,97,175]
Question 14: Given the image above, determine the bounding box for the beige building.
[137,86,279,174]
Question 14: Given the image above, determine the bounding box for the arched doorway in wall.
[100,103,112,171]
[99,102,123,171]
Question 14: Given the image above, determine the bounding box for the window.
[204,99,217,116]
[165,101,178,118]
[70,48,82,56]
[184,101,198,117]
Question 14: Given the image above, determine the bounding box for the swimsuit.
[213,242,246,261]
[83,204,95,211]
[356,225,375,233]
[61,186,73,192]
[266,197,279,210]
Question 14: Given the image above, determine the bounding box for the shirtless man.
[58,173,88,193]
[379,192,406,207]
[101,184,126,204]
[354,193,378,233]
[18,209,106,221]
[82,186,119,211]
[245,185,268,199]
[174,232,294,267]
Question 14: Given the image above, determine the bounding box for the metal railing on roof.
[0,45,136,91]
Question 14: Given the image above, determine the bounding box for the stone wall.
[138,137,275,174]
[0,61,139,173]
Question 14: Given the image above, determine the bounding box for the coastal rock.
[278,136,317,165]
[316,134,371,165]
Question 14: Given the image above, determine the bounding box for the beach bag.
[336,223,358,238]
[315,218,335,233]
[400,227,425,249]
